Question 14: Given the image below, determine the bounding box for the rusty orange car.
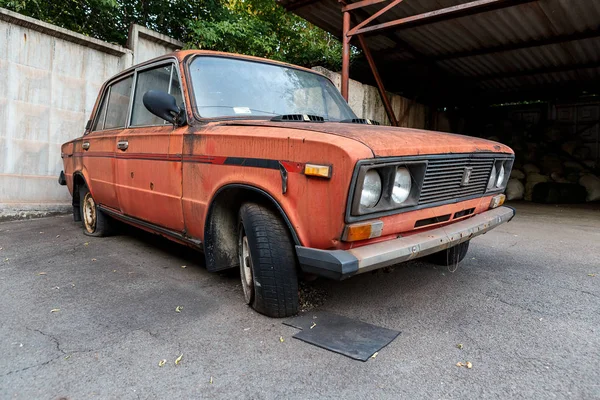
[59,50,515,317]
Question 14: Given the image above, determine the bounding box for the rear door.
[81,75,133,210]
[114,61,186,231]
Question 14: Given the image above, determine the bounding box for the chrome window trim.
[345,152,515,223]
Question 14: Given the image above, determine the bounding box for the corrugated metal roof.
[279,0,600,103]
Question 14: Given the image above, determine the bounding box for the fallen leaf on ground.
[209,376,213,384]
[466,362,473,369]
[279,336,284,343]
[457,343,463,350]
[37,272,47,275]
[50,308,60,313]
[158,359,166,367]
[371,352,378,359]
[175,354,183,365]
[310,322,316,329]
[181,265,187,269]
[589,274,596,277]
[175,306,183,313]
[84,242,89,246]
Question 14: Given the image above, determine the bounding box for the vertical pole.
[341,10,351,101]
[357,34,398,126]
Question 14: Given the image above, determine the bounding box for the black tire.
[426,240,470,266]
[79,186,112,237]
[238,203,299,318]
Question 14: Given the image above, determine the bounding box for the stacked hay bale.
[487,122,599,203]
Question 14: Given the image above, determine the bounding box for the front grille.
[418,157,494,205]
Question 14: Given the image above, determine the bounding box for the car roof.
[107,50,328,84]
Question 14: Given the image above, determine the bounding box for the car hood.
[219,120,513,157]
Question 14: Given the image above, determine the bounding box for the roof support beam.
[347,0,404,36]
[357,34,399,126]
[432,29,600,61]
[342,0,387,12]
[350,0,536,36]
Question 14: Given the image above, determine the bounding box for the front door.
[114,62,185,232]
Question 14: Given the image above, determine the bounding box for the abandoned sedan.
[59,50,515,317]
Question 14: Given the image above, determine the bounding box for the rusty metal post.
[341,10,351,101]
[357,35,398,126]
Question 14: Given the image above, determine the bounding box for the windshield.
[189,56,357,121]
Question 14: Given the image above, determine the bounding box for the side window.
[131,64,183,127]
[104,76,133,130]
[92,90,108,131]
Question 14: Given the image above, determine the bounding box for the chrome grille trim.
[418,157,494,205]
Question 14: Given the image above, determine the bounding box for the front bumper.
[296,206,515,280]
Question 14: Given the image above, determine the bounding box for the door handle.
[117,140,129,151]
[82,142,90,150]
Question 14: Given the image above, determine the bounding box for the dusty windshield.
[189,56,357,121]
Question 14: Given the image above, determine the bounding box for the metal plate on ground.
[283,311,400,361]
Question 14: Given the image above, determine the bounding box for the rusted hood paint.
[220,120,513,157]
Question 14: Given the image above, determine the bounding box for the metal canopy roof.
[279,0,600,105]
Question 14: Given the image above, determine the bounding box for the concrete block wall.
[0,8,182,219]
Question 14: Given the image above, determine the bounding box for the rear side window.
[92,91,108,131]
[131,64,183,127]
[104,76,133,130]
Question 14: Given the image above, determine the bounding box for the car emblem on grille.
[461,167,473,186]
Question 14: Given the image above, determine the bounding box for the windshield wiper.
[270,114,326,123]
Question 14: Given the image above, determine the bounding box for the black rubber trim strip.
[295,246,359,280]
[223,157,280,170]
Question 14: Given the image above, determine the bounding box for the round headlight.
[360,170,382,208]
[496,164,505,188]
[487,164,497,190]
[392,167,412,204]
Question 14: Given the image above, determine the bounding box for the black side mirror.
[143,90,186,126]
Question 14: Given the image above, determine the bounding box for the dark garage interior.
[279,0,600,204]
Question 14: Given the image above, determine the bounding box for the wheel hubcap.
[239,229,254,304]
[83,193,96,234]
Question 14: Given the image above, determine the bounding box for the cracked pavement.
[0,202,599,399]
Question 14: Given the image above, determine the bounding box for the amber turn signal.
[304,164,331,178]
[489,194,506,209]
[342,221,384,242]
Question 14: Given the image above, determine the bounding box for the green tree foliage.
[1,0,344,70]
[186,0,343,70]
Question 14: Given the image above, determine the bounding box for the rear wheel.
[238,203,299,318]
[79,186,112,237]
[427,240,470,266]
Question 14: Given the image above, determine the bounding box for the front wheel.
[238,203,299,318]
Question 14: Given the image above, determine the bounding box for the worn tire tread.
[240,203,298,318]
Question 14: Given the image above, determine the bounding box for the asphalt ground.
[0,202,599,399]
